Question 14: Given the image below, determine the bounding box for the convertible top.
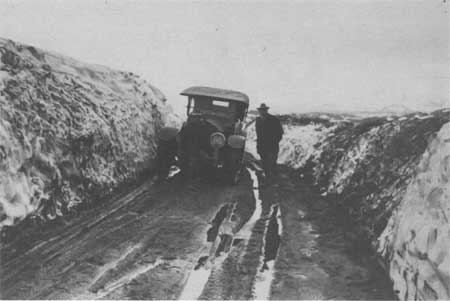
[180,86,249,104]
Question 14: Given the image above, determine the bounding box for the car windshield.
[190,97,237,128]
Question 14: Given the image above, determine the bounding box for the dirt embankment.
[247,109,450,300]
[0,38,177,230]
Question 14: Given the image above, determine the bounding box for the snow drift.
[246,109,450,300]
[0,38,177,228]
[378,121,450,300]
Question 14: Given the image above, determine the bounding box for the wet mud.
[0,165,394,300]
[206,204,231,242]
[262,204,281,266]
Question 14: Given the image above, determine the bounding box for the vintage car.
[156,86,249,184]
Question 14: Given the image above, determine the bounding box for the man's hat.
[257,103,270,110]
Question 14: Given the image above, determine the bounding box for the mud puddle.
[206,204,230,242]
[180,168,262,300]
[262,205,282,264]
[235,168,262,240]
[179,203,236,300]
[254,204,283,300]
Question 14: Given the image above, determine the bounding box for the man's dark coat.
[255,114,283,154]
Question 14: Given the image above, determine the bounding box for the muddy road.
[0,165,394,300]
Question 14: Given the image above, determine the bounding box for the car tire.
[226,148,244,185]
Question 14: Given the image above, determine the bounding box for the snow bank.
[246,114,335,169]
[250,110,449,300]
[378,122,450,300]
[277,124,336,169]
[0,38,177,227]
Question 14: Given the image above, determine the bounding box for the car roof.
[180,86,249,104]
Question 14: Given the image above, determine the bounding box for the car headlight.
[210,132,226,149]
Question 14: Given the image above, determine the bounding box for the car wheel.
[226,148,244,185]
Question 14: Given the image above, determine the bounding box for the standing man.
[255,103,283,184]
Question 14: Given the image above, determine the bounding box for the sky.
[1,0,448,115]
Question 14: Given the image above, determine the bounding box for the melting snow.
[95,257,163,299]
[328,126,380,194]
[253,204,283,300]
[246,121,337,169]
[179,253,227,300]
[254,260,276,300]
[179,264,211,300]
[0,38,178,227]
[378,122,450,300]
[273,110,450,300]
[235,168,262,239]
[90,244,142,286]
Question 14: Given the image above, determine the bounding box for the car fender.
[228,134,246,149]
[158,126,179,142]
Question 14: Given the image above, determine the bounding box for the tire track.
[192,167,279,300]
[1,170,255,300]
[179,203,235,300]
[253,204,282,300]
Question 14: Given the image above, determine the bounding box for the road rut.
[0,165,394,300]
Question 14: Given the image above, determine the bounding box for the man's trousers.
[258,148,279,181]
